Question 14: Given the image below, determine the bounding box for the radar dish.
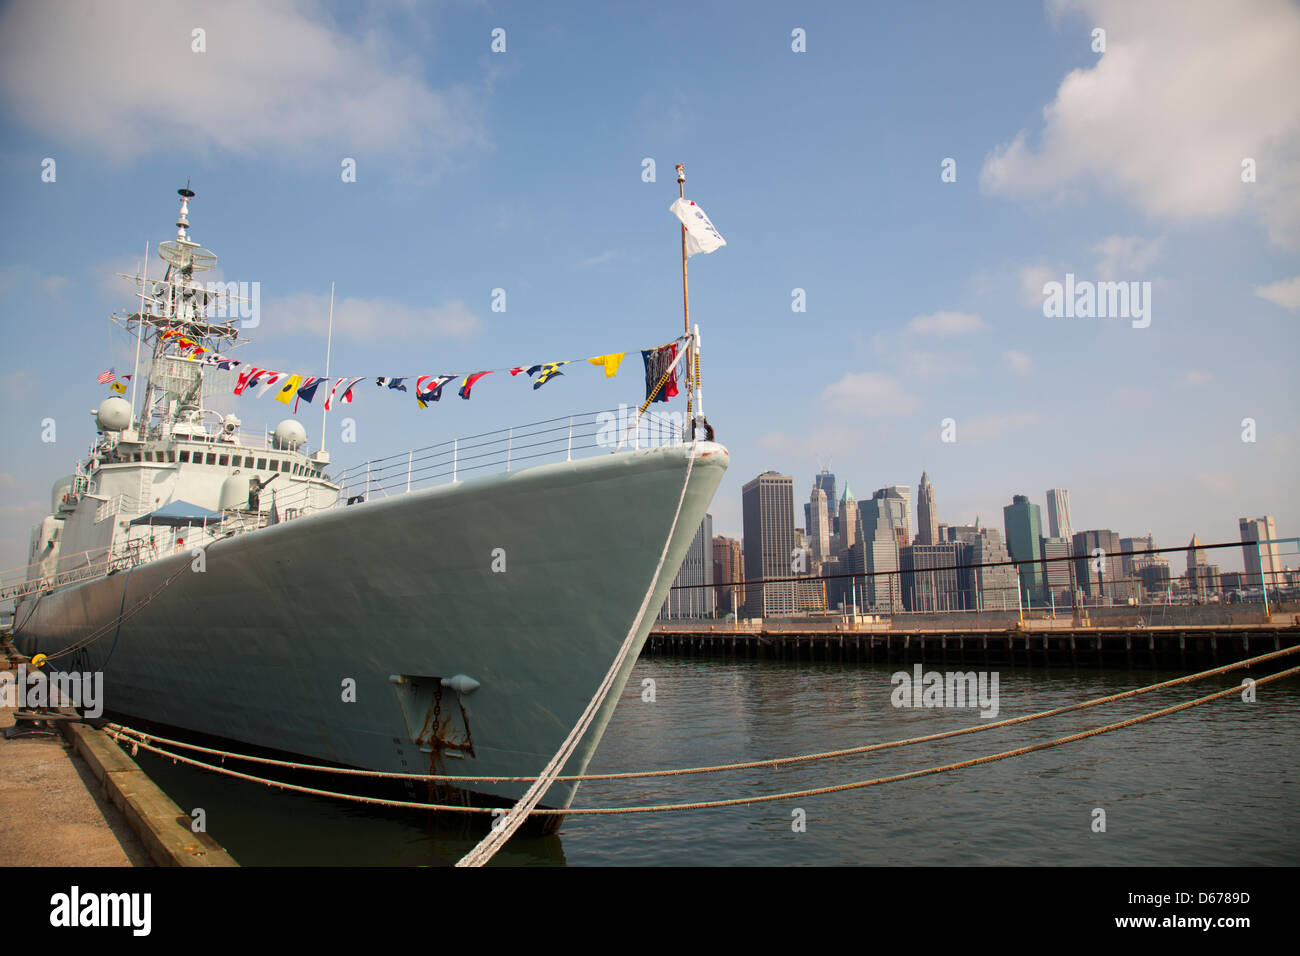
[159,239,218,273]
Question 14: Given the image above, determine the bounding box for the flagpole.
[320,282,334,456]
[676,164,690,337]
[676,163,695,417]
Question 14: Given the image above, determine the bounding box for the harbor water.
[132,657,1300,866]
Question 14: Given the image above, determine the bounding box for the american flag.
[97,368,116,384]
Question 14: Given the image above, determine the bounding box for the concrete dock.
[1,644,238,867]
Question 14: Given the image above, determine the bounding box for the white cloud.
[0,0,488,174]
[1019,265,1056,308]
[1254,275,1300,310]
[961,411,1041,442]
[1003,350,1033,374]
[982,0,1300,248]
[574,250,618,269]
[1184,369,1213,386]
[905,310,986,337]
[1092,236,1164,280]
[261,292,481,341]
[820,372,915,417]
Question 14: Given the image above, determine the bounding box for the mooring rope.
[105,665,1298,817]
[103,644,1300,783]
[455,434,702,866]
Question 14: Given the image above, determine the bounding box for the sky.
[1,0,1297,579]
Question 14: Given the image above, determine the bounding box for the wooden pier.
[644,622,1300,668]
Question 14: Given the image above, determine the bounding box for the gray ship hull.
[15,440,728,815]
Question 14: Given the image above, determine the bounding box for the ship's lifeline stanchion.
[101,647,1300,816]
[455,432,702,867]
[103,664,1300,817]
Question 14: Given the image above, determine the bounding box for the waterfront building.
[1072,529,1123,604]
[900,543,962,611]
[1041,536,1073,605]
[742,472,797,617]
[1046,488,1073,542]
[916,471,938,546]
[712,535,744,612]
[809,487,830,563]
[1003,494,1045,602]
[658,514,715,619]
[1239,516,1283,590]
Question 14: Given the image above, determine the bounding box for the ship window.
[168,452,176,463]
[244,456,254,468]
[218,455,229,466]
[206,453,216,465]
[280,460,290,472]
[179,451,189,463]
[133,452,142,462]
[257,458,267,470]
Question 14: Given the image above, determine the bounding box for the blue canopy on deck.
[128,500,223,527]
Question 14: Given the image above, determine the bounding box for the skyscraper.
[712,535,744,613]
[809,487,830,563]
[1046,488,1073,542]
[1239,516,1282,590]
[742,472,797,617]
[658,514,714,619]
[1003,494,1045,602]
[1072,529,1122,604]
[838,485,857,552]
[916,471,937,546]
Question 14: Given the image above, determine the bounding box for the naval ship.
[7,187,728,827]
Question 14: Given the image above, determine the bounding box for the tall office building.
[658,514,715,619]
[966,527,1018,610]
[1120,534,1155,579]
[712,535,744,613]
[1003,494,1045,601]
[1186,534,1204,575]
[1072,529,1122,604]
[1041,536,1073,604]
[838,486,857,552]
[850,510,901,612]
[742,472,797,617]
[900,543,961,611]
[870,486,910,546]
[880,486,912,546]
[1239,516,1283,590]
[1046,488,1073,542]
[809,487,831,563]
[916,471,938,546]
[813,469,837,516]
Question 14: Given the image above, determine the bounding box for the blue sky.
[1,0,1297,576]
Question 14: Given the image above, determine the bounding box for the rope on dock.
[102,662,1300,818]
[104,643,1299,783]
[455,434,701,867]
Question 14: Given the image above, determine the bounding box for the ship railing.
[333,406,689,503]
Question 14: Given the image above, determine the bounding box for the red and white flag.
[325,377,364,411]
[97,368,116,384]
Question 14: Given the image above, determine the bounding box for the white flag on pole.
[670,197,727,256]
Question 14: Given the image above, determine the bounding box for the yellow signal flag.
[110,381,127,394]
[587,353,626,378]
[274,375,303,405]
